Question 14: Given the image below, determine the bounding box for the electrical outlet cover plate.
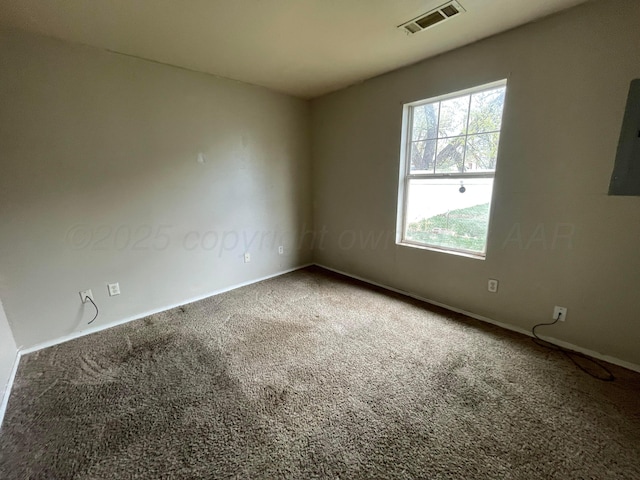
[108,282,120,296]
[488,279,498,293]
[79,289,93,303]
[553,306,567,321]
[244,253,251,263]
[278,245,284,255]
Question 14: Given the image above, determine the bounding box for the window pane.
[465,133,500,172]
[468,87,505,134]
[438,95,469,138]
[435,136,465,173]
[404,177,494,254]
[411,103,439,141]
[410,140,436,173]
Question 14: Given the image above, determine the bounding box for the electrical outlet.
[79,289,93,303]
[553,306,567,321]
[108,282,120,296]
[487,279,498,293]
[244,253,251,263]
[278,245,284,255]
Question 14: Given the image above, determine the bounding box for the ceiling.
[0,0,589,98]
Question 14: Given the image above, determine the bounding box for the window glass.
[399,81,507,257]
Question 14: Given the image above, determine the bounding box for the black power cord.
[531,312,614,381]
[86,296,99,325]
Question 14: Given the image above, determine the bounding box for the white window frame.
[396,79,507,259]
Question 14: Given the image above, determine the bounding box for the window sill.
[397,241,486,260]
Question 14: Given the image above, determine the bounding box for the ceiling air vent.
[399,1,465,35]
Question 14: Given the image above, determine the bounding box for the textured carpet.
[1,266,639,479]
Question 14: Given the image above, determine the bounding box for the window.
[398,80,507,258]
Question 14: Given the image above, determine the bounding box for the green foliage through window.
[405,203,491,253]
[401,80,506,256]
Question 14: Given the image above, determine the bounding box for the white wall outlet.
[244,253,251,263]
[278,245,284,255]
[488,279,498,293]
[553,306,567,321]
[79,289,93,303]
[108,282,120,296]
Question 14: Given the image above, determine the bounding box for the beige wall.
[1,1,639,369]
[0,299,18,410]
[0,28,312,349]
[311,0,640,366]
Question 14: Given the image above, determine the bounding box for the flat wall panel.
[609,79,640,196]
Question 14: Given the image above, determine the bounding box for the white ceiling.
[0,0,589,98]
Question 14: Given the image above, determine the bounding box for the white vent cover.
[398,1,466,35]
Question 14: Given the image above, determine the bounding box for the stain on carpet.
[1,330,279,479]
[1,267,639,479]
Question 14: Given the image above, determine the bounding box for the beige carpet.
[1,266,639,479]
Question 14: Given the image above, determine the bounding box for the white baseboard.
[20,264,312,356]
[315,263,640,374]
[0,351,21,431]
[3,260,637,431]
[0,263,312,429]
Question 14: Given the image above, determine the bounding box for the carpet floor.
[1,266,639,479]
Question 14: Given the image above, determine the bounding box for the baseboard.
[315,263,640,374]
[20,263,313,356]
[1,263,312,428]
[5,260,637,429]
[0,351,21,431]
